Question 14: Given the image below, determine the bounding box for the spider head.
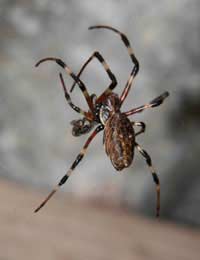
[99,93,120,125]
[70,118,95,136]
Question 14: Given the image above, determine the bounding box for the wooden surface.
[0,179,199,260]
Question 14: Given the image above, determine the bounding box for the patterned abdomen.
[104,113,135,171]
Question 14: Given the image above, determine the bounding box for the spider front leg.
[131,121,146,137]
[35,57,94,111]
[70,51,117,95]
[89,25,139,105]
[135,142,160,217]
[125,91,169,116]
[34,124,104,213]
[59,73,92,119]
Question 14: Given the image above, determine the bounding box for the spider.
[34,25,169,217]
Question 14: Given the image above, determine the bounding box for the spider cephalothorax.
[34,25,169,217]
[99,93,121,125]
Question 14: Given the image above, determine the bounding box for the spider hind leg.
[34,124,104,213]
[135,142,160,217]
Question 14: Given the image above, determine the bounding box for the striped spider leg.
[125,92,169,116]
[88,25,139,104]
[35,57,94,113]
[59,73,96,136]
[69,51,117,136]
[70,51,117,94]
[126,92,169,217]
[132,122,146,137]
[135,142,160,217]
[34,124,104,213]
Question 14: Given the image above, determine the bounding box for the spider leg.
[131,121,146,136]
[135,142,160,217]
[89,25,139,105]
[125,91,169,117]
[34,124,104,213]
[59,73,92,119]
[35,57,94,111]
[70,51,117,96]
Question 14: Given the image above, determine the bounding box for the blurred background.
[0,0,200,259]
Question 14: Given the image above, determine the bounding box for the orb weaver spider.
[34,25,169,217]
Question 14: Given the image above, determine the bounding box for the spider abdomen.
[104,113,135,171]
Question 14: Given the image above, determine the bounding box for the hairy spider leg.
[59,73,92,120]
[125,91,169,116]
[131,121,146,136]
[34,124,104,213]
[88,25,139,104]
[70,51,117,97]
[35,57,94,112]
[135,142,160,217]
